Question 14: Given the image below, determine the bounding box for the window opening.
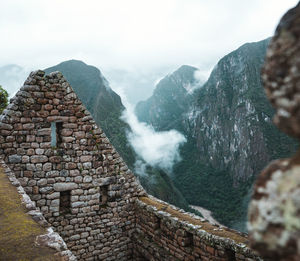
[60,190,71,215]
[155,216,161,230]
[51,122,63,147]
[225,249,236,261]
[100,185,109,205]
[185,231,194,247]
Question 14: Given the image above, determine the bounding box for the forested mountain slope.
[45,60,190,211]
[136,38,298,231]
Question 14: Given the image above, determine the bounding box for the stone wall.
[0,159,76,260]
[0,69,265,261]
[0,70,145,260]
[133,196,261,261]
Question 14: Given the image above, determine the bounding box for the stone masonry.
[0,70,145,260]
[0,159,76,260]
[0,70,262,260]
[133,196,261,261]
[2,3,300,260]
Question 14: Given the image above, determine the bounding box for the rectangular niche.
[185,231,194,247]
[60,190,71,215]
[155,216,161,230]
[225,249,236,261]
[100,185,109,206]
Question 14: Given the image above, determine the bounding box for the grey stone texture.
[0,159,76,260]
[262,2,300,139]
[249,2,300,261]
[0,70,145,260]
[134,196,261,261]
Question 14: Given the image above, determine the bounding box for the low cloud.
[134,160,156,185]
[183,69,210,94]
[114,87,186,173]
[194,69,210,83]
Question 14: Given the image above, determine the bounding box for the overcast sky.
[0,0,298,103]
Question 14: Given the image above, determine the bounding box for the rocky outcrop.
[136,65,199,132]
[248,2,300,260]
[187,38,292,184]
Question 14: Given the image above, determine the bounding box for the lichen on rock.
[248,2,300,260]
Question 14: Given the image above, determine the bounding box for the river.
[189,205,221,226]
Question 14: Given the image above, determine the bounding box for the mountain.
[135,38,298,231]
[45,60,136,167]
[45,60,190,211]
[135,65,199,132]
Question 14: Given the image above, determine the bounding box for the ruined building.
[0,2,300,261]
[0,70,261,260]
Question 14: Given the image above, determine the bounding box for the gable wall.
[0,70,263,261]
[0,70,145,260]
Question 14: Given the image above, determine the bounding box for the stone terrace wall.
[133,196,262,261]
[0,70,145,260]
[0,159,76,260]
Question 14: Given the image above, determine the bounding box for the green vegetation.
[138,164,191,211]
[0,167,58,260]
[135,38,297,232]
[135,65,197,132]
[173,137,252,228]
[45,60,136,167]
[45,60,189,209]
[0,85,8,114]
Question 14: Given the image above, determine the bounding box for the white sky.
[0,0,298,103]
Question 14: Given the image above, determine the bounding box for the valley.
[1,38,297,233]
[135,38,298,231]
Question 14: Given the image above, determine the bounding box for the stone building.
[0,70,145,260]
[2,2,300,259]
[0,70,261,260]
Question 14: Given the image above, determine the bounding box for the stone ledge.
[136,195,262,260]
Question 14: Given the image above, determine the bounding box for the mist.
[114,87,186,173]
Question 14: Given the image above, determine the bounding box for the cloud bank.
[0,0,298,103]
[116,88,186,172]
[183,69,209,95]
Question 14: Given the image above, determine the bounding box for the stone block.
[72,201,85,208]
[54,182,78,191]
[0,122,13,130]
[51,199,60,207]
[23,123,35,130]
[31,155,48,163]
[96,177,116,186]
[8,155,22,163]
[37,178,47,186]
[46,192,60,199]
[43,162,52,171]
[83,176,92,183]
[80,155,92,162]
